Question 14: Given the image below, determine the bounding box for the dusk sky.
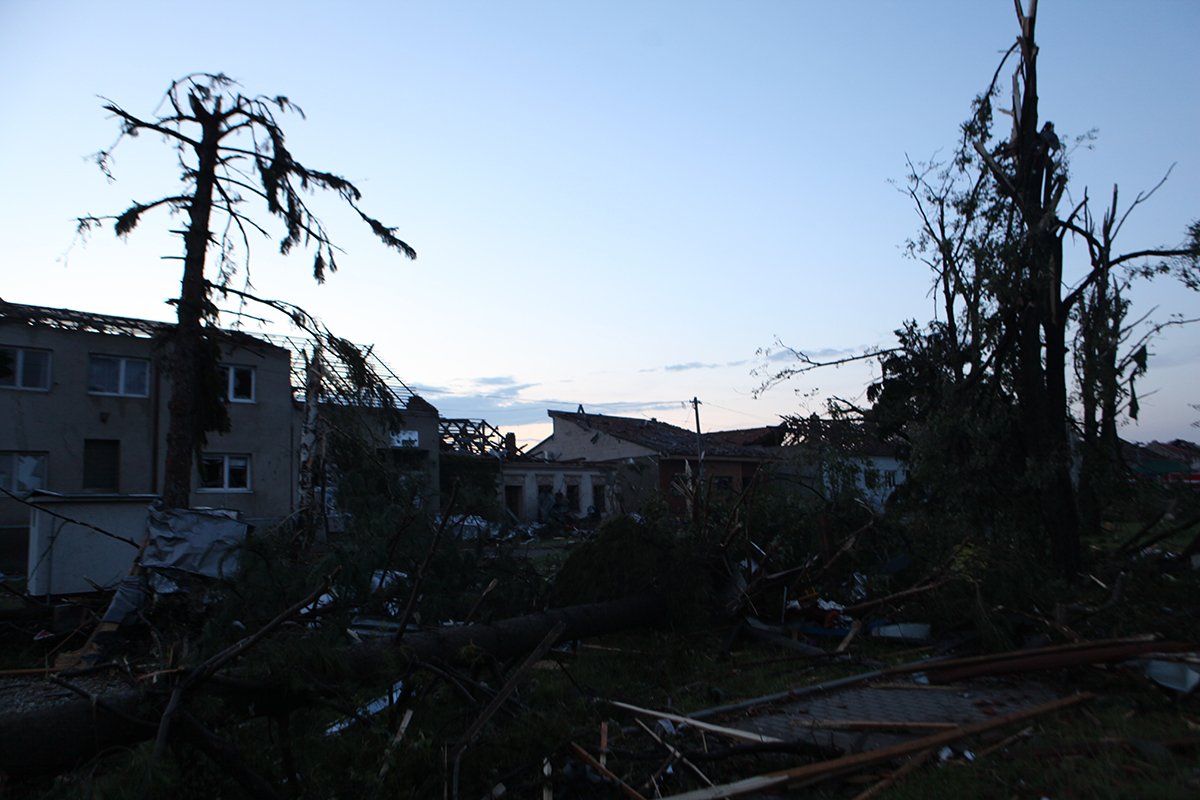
[2,1,1197,446]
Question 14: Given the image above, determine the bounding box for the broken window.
[82,439,120,492]
[221,365,256,403]
[88,355,149,397]
[565,484,580,513]
[0,451,47,495]
[0,346,51,391]
[591,484,605,515]
[199,454,251,491]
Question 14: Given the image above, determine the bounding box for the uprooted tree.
[761,1,1199,576]
[78,73,416,509]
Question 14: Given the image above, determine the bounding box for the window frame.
[87,354,150,397]
[197,453,252,492]
[0,451,49,495]
[0,346,52,391]
[221,365,256,404]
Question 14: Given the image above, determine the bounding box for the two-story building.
[0,300,300,575]
[1,299,442,580]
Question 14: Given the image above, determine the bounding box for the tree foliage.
[870,3,1200,574]
[78,73,416,507]
[766,4,1199,576]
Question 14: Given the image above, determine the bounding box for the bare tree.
[78,74,416,508]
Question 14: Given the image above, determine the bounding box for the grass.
[874,689,1200,800]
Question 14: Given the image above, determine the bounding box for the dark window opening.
[536,484,554,522]
[505,485,523,517]
[199,454,251,490]
[83,439,120,492]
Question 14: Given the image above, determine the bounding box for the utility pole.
[691,396,704,485]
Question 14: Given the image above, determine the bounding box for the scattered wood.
[659,692,1094,799]
[739,617,827,657]
[890,637,1195,684]
[840,580,946,617]
[634,718,716,789]
[792,719,958,733]
[836,619,863,653]
[377,708,414,779]
[849,747,936,800]
[569,742,647,800]
[972,725,1033,760]
[453,621,566,760]
[152,575,335,760]
[608,699,784,745]
[0,592,665,777]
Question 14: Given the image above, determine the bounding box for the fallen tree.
[0,590,665,778]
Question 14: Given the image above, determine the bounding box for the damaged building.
[0,299,439,585]
[525,409,781,516]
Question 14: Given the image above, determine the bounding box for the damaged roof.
[1,299,418,406]
[548,410,778,460]
[0,298,279,352]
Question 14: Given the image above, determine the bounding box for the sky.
[2,1,1197,447]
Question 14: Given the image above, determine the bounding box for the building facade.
[0,301,298,574]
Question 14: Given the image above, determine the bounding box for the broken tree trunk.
[0,591,665,777]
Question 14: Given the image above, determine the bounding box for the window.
[83,440,120,492]
[0,346,51,391]
[0,451,47,495]
[88,355,149,397]
[199,454,251,491]
[221,365,256,403]
[391,430,419,448]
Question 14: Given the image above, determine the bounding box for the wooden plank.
[608,699,783,745]
[661,692,1093,799]
[570,742,647,800]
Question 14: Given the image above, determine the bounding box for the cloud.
[646,358,749,373]
[664,361,724,372]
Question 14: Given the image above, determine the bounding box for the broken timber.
[0,591,664,776]
[660,693,1093,799]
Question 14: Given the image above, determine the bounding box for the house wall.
[823,454,906,511]
[527,418,657,462]
[399,406,441,497]
[656,457,763,513]
[501,462,615,523]
[1,323,297,574]
[193,339,297,524]
[657,458,753,494]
